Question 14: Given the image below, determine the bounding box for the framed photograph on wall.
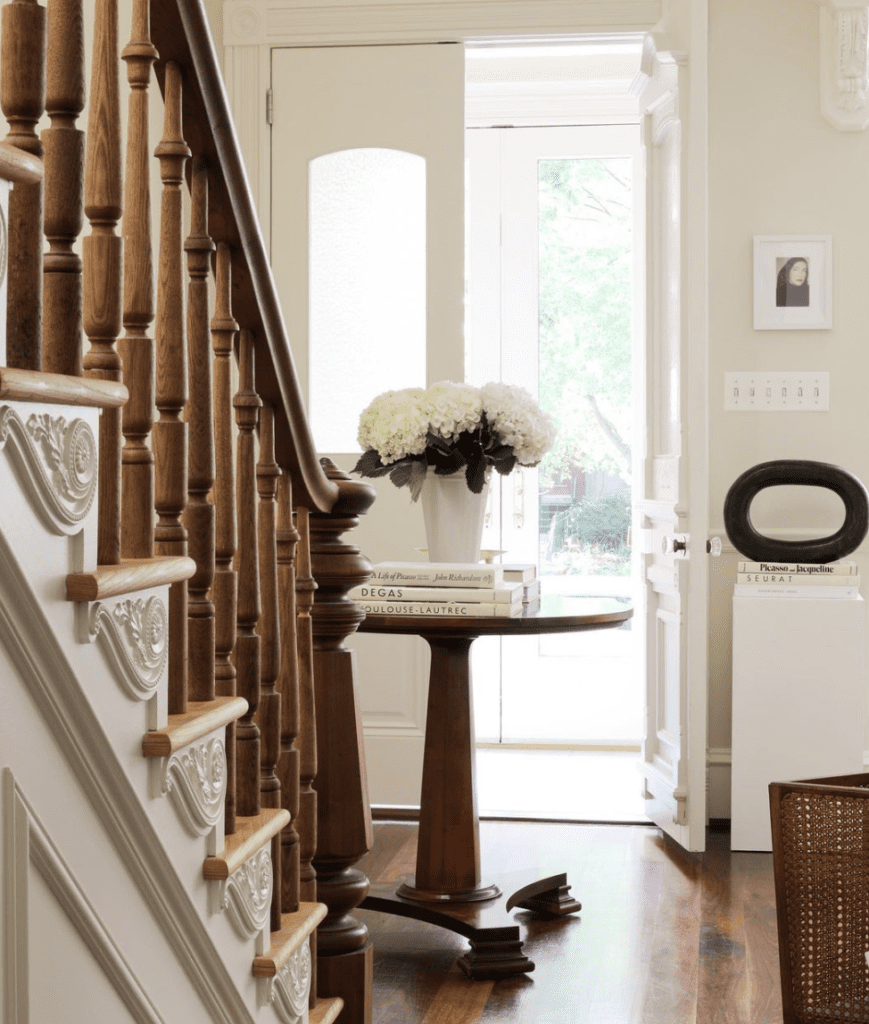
[753,235,832,330]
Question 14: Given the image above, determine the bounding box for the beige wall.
[708,0,869,802]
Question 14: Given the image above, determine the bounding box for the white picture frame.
[753,235,832,330]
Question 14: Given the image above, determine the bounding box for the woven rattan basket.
[770,774,869,1024]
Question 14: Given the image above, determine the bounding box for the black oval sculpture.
[723,460,869,563]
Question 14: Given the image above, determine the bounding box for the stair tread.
[310,997,344,1024]
[67,556,197,601]
[251,903,328,977]
[142,697,248,757]
[203,808,290,880]
[0,367,128,407]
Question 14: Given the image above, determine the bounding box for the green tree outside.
[537,156,634,573]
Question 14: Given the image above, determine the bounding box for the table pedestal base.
[396,879,501,904]
[362,871,580,979]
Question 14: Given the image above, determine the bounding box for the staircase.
[0,0,377,1020]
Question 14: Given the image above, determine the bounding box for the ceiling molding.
[223,0,663,47]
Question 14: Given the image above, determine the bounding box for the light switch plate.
[724,372,829,411]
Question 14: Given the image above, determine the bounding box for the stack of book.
[734,559,860,600]
[350,561,539,618]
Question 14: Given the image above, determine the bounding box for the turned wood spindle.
[295,504,318,909]
[154,60,191,712]
[234,329,262,819]
[185,157,216,703]
[211,242,239,834]
[295,503,319,1009]
[42,0,84,376]
[118,0,157,557]
[256,404,282,932]
[82,0,123,563]
[2,0,46,371]
[276,473,302,914]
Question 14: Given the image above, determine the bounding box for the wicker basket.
[770,774,869,1023]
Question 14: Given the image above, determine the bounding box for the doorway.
[465,104,646,822]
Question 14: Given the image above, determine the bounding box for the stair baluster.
[83,0,123,564]
[154,60,190,713]
[118,0,156,557]
[257,403,283,932]
[295,504,318,908]
[211,241,239,834]
[295,503,319,1008]
[234,328,261,818]
[43,0,84,377]
[185,156,216,703]
[1,0,45,371]
[276,474,302,914]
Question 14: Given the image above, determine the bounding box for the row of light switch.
[724,372,829,411]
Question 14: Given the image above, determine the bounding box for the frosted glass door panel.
[270,42,465,808]
[309,149,426,453]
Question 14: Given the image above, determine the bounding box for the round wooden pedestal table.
[358,594,633,979]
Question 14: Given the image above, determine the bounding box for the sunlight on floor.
[475,748,650,823]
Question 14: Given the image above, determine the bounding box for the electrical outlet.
[724,372,829,411]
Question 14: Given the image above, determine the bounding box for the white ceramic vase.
[420,467,490,564]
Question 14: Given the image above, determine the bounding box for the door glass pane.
[501,153,639,745]
[538,157,633,581]
[309,148,426,452]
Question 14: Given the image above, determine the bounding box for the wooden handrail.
[0,139,42,184]
[149,0,338,514]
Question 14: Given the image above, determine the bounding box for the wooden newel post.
[309,459,375,1024]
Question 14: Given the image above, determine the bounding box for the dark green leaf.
[408,460,428,501]
[465,456,488,494]
[352,449,394,478]
[389,462,415,489]
[493,454,518,476]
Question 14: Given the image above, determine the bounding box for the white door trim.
[220,0,663,254]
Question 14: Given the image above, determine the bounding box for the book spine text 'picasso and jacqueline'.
[736,561,857,575]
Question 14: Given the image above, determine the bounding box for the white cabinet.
[731,594,866,851]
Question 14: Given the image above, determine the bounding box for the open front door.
[636,41,709,852]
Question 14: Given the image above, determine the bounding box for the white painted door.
[635,46,709,852]
[270,44,466,805]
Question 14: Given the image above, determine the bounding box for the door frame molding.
[220,0,665,250]
[221,5,711,828]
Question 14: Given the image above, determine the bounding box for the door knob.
[662,534,688,556]
[707,537,722,556]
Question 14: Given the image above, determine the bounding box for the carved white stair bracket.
[0,406,97,533]
[213,847,273,939]
[258,941,312,1024]
[158,737,227,836]
[87,596,169,700]
[821,1,869,130]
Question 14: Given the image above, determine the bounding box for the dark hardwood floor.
[357,820,783,1023]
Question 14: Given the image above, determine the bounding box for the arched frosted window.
[309,148,426,453]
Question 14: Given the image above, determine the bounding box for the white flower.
[357,388,429,464]
[481,382,556,466]
[426,381,484,441]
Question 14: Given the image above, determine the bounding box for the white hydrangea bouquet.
[352,381,556,501]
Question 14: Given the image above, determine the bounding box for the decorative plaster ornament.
[821,1,869,130]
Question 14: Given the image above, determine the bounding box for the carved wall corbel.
[820,0,869,130]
